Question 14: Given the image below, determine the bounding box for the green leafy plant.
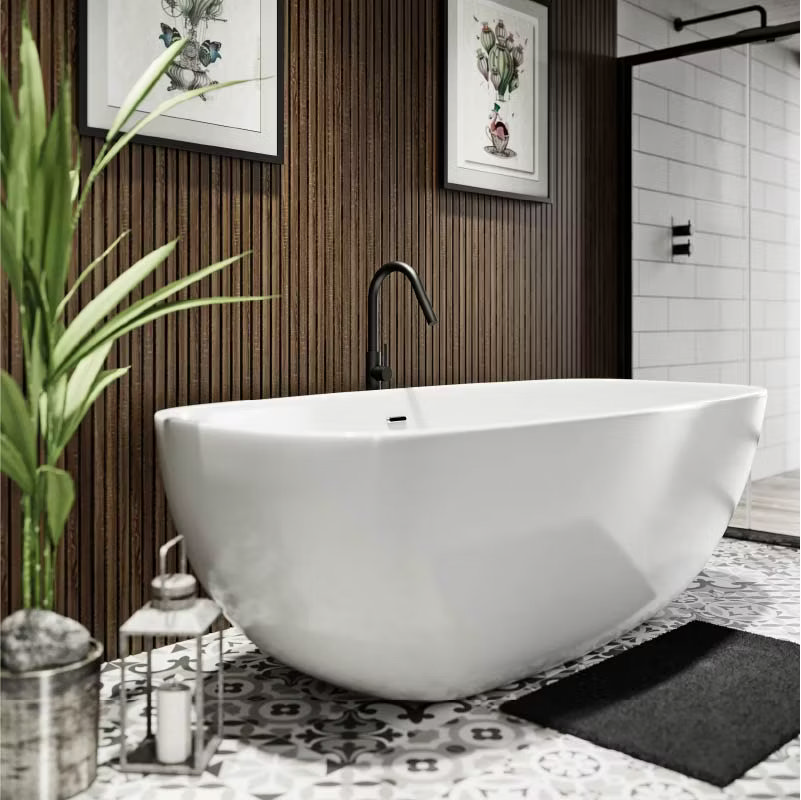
[1,21,271,610]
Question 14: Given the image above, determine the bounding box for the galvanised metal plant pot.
[0,639,103,800]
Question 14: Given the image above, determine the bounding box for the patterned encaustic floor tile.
[76,539,800,799]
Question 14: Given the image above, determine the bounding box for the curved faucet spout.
[366,261,438,389]
[367,261,438,351]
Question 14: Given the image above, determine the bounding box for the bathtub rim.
[153,378,766,441]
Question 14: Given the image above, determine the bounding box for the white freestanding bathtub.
[155,379,765,700]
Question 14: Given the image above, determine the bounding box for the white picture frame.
[445,0,550,201]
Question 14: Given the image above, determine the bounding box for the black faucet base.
[367,350,392,390]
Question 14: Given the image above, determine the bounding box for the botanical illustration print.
[107,0,261,132]
[457,1,536,176]
[159,0,225,97]
[474,16,527,159]
[78,539,799,799]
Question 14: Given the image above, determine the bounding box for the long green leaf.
[72,39,188,224]
[20,256,52,354]
[97,79,247,172]
[57,366,129,452]
[106,38,186,143]
[108,295,271,342]
[14,22,46,285]
[38,465,74,547]
[62,340,113,422]
[40,373,67,444]
[0,369,36,474]
[56,230,131,319]
[59,252,250,365]
[37,80,72,313]
[18,21,46,173]
[0,433,34,494]
[56,295,271,379]
[38,76,74,317]
[53,239,178,368]
[24,309,46,410]
[72,38,188,227]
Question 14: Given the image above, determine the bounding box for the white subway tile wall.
[620,0,800,480]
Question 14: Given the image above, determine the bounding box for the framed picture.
[79,0,284,163]
[444,0,550,201]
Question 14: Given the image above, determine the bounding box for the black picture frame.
[78,0,285,164]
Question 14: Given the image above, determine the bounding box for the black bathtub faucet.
[366,261,438,390]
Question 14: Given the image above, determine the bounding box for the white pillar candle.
[156,681,192,764]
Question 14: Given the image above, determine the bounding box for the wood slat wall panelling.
[1,0,620,658]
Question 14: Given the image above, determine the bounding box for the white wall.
[620,0,800,480]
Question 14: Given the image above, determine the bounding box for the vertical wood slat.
[0,0,620,658]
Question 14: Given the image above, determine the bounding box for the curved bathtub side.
[342,390,765,699]
[155,413,386,625]
[155,389,765,700]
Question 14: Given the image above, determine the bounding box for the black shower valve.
[671,219,692,257]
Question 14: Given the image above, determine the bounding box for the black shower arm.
[674,5,767,32]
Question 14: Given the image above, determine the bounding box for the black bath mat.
[501,621,799,787]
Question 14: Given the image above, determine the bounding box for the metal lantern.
[118,535,224,775]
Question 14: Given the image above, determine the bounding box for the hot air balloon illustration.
[476,49,489,81]
[480,23,495,53]
[474,17,525,102]
[157,0,226,99]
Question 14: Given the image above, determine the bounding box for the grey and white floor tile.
[77,539,800,799]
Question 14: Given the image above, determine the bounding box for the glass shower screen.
[630,36,800,540]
